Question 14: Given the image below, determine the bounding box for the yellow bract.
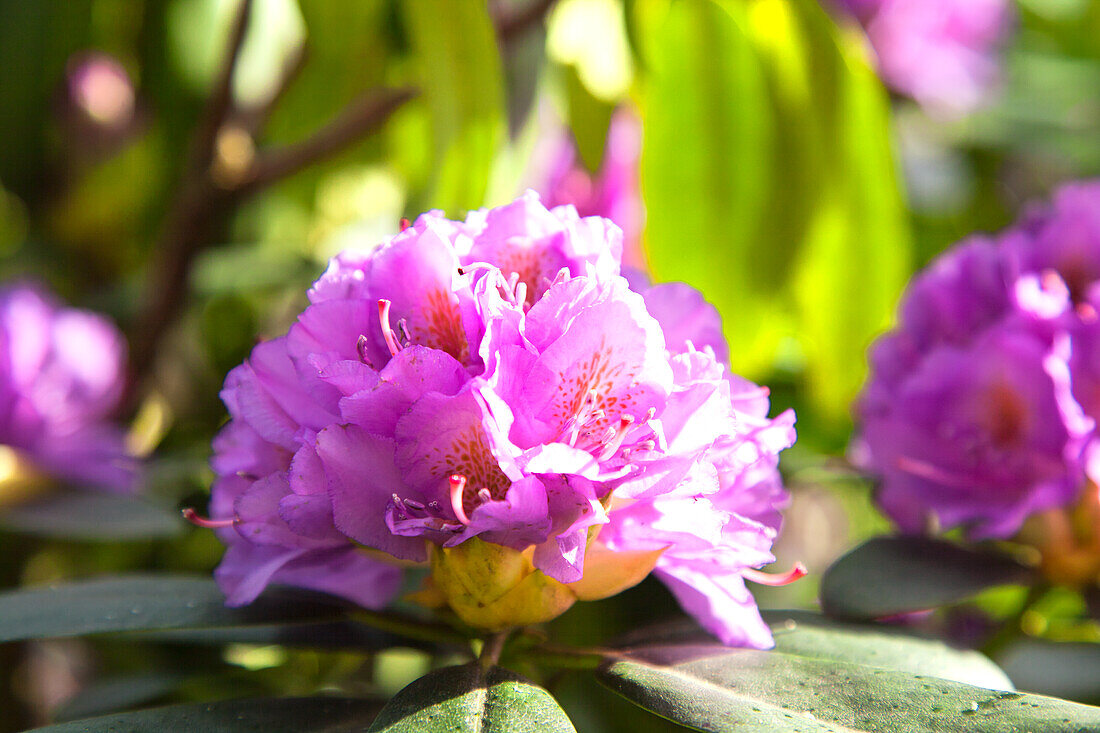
[428,537,666,630]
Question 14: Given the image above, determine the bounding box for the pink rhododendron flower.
[833,0,1013,115]
[0,283,136,492]
[202,192,797,647]
[855,181,1100,541]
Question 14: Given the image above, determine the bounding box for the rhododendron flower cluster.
[203,192,797,648]
[833,0,1013,115]
[855,181,1100,544]
[0,283,136,493]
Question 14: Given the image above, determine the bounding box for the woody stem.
[479,630,511,670]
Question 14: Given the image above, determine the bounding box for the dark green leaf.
[820,536,1035,620]
[766,611,1012,690]
[29,696,383,733]
[1000,638,1100,705]
[368,663,577,732]
[0,575,350,643]
[53,673,188,722]
[134,620,401,650]
[0,491,183,541]
[597,642,1100,732]
[401,0,505,214]
[613,611,1011,690]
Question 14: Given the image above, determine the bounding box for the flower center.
[561,389,656,462]
[982,382,1027,448]
[376,295,468,363]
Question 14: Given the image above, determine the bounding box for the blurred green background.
[1,0,1100,729]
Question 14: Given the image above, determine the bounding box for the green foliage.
[638,0,910,431]
[820,536,1037,620]
[28,696,385,733]
[1,0,1100,730]
[0,576,348,642]
[367,663,576,732]
[0,490,182,541]
[400,0,506,215]
[598,642,1100,732]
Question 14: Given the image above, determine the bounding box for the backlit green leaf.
[401,0,505,214]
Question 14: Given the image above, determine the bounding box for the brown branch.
[128,0,254,386]
[127,85,417,392]
[190,0,253,174]
[127,0,420,396]
[231,42,309,136]
[240,86,418,197]
[492,0,557,44]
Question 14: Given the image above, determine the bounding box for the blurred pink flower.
[834,0,1013,114]
[532,110,646,270]
[0,283,137,492]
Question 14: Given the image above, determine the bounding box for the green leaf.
[135,620,417,650]
[637,0,910,428]
[820,536,1036,620]
[597,642,1100,732]
[766,611,1013,690]
[563,63,615,172]
[29,696,383,733]
[401,0,505,214]
[0,575,350,643]
[613,611,1012,690]
[368,663,577,732]
[0,491,183,541]
[1000,638,1100,704]
[786,0,911,426]
[53,673,188,723]
[639,0,778,378]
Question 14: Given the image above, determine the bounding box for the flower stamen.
[182,508,235,529]
[356,334,373,366]
[377,299,402,357]
[742,561,807,587]
[598,414,636,461]
[449,474,471,526]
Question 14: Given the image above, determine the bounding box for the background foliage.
[1,0,1100,730]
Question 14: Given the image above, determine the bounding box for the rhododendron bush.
[1,0,1100,731]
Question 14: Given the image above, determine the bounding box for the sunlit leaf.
[639,0,779,377]
[368,663,577,732]
[597,641,1100,732]
[564,63,615,172]
[786,0,911,425]
[30,696,383,733]
[613,611,1012,691]
[820,536,1036,620]
[401,0,505,214]
[0,575,350,642]
[638,0,910,428]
